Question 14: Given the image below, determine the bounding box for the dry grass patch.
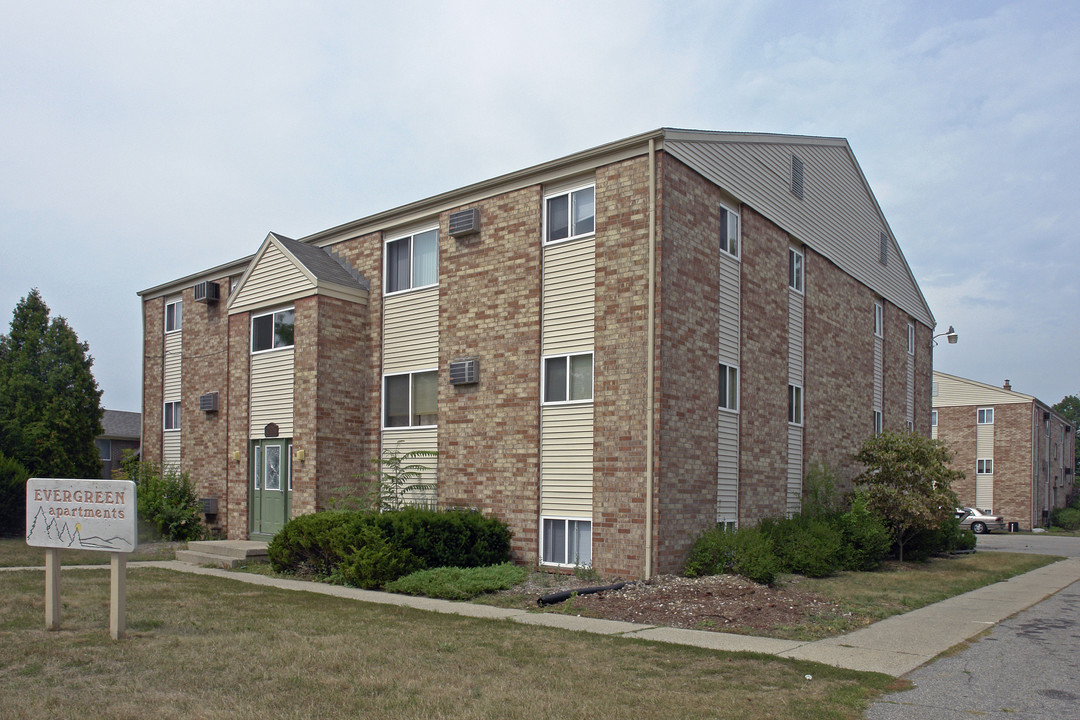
[0,567,894,720]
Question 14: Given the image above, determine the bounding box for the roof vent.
[199,392,219,412]
[449,208,481,237]
[194,281,220,304]
[790,155,804,200]
[879,231,889,266]
[449,357,479,385]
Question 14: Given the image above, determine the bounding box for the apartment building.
[138,128,936,577]
[933,372,1076,529]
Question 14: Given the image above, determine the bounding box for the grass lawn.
[0,566,899,720]
[0,538,183,567]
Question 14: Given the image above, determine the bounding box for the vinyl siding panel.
[540,404,594,518]
[380,427,438,506]
[383,287,439,373]
[788,290,804,386]
[932,372,1033,408]
[718,253,740,365]
[717,412,739,522]
[976,424,994,458]
[873,336,883,411]
[787,425,803,515]
[230,242,313,314]
[163,431,180,468]
[163,332,182,401]
[976,475,994,511]
[664,137,934,328]
[543,237,595,356]
[250,349,295,437]
[906,355,915,424]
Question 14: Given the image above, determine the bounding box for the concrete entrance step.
[175,540,269,569]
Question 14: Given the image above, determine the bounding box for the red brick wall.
[882,302,909,432]
[937,405,977,509]
[803,249,875,487]
[436,188,543,565]
[738,205,790,520]
[226,312,251,538]
[141,297,164,466]
[593,156,653,577]
[994,402,1034,527]
[913,324,933,436]
[291,295,319,517]
[654,155,720,573]
[180,278,232,532]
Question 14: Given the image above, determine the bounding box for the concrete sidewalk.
[10,556,1080,677]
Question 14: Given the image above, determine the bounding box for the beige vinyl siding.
[788,291,804,386]
[540,404,594,518]
[230,242,313,314]
[906,356,915,425]
[664,136,933,328]
[717,412,739,523]
[873,336,883,412]
[163,332,182,401]
[718,253,740,365]
[787,426,803,515]
[542,237,595,355]
[383,287,439,373]
[932,371,1033,408]
[163,431,180,469]
[250,349,295,437]
[976,423,994,510]
[381,427,438,506]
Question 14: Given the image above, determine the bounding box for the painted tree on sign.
[854,431,961,562]
[0,289,103,479]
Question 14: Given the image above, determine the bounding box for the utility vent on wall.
[194,280,220,304]
[199,392,219,412]
[449,358,479,385]
[448,208,481,237]
[790,155,805,200]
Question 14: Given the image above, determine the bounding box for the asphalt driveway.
[973,532,1080,557]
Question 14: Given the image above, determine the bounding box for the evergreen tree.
[0,289,103,478]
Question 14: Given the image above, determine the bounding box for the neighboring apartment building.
[96,409,141,480]
[138,128,937,578]
[932,372,1076,529]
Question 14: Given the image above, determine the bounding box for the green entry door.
[250,438,292,538]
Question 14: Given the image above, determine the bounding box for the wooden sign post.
[26,478,137,640]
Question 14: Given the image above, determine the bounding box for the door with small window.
[250,438,292,537]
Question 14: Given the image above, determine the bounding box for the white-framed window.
[543,353,593,404]
[977,458,994,474]
[907,322,915,354]
[788,384,803,425]
[385,227,439,294]
[96,439,111,461]
[383,370,438,428]
[874,301,883,338]
[251,308,294,353]
[977,407,994,425]
[873,410,882,435]
[544,184,595,244]
[541,517,592,566]
[931,410,938,427]
[788,247,804,293]
[165,299,182,333]
[906,420,914,431]
[718,363,739,412]
[719,205,740,258]
[164,401,181,431]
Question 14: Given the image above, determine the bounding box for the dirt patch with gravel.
[496,573,848,635]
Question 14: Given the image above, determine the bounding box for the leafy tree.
[0,289,103,478]
[355,445,437,511]
[854,431,962,562]
[1053,394,1080,477]
[0,450,31,536]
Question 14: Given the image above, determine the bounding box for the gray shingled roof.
[272,234,369,291]
[100,410,141,439]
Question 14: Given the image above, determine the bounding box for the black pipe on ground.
[537,582,631,607]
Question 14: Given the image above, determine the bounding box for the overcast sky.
[2,0,1078,413]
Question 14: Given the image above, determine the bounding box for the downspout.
[645,138,657,581]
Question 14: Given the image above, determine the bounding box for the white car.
[956,507,1006,534]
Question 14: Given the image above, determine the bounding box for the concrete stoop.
[175,540,269,569]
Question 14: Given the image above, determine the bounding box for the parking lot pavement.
[865,577,1080,719]
[975,532,1080,557]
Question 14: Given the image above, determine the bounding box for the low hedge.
[267,507,512,589]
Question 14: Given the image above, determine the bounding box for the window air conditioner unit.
[194,280,220,304]
[199,497,219,516]
[199,392,219,412]
[449,358,479,385]
[448,208,481,237]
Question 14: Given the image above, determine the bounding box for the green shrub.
[802,462,843,518]
[116,456,204,542]
[332,525,424,589]
[367,506,511,569]
[386,562,528,600]
[685,524,781,586]
[899,515,965,562]
[267,511,361,575]
[758,515,843,578]
[955,528,977,551]
[1050,506,1080,531]
[831,494,892,571]
[0,451,30,537]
